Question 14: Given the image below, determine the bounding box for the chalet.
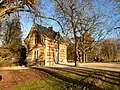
[25,24,68,66]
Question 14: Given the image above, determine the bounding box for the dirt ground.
[0,69,45,90]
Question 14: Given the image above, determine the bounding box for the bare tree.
[77,31,93,63]
[54,0,107,66]
[100,39,117,62]
[102,0,120,31]
[0,15,22,45]
[0,0,113,66]
[113,0,120,30]
[0,0,37,19]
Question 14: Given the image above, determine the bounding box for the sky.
[19,0,119,40]
[19,0,61,40]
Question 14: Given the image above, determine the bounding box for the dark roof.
[25,24,69,44]
[36,24,58,39]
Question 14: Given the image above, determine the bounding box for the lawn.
[13,75,69,90]
[12,68,82,90]
[0,67,120,90]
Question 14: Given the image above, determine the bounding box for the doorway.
[54,49,59,64]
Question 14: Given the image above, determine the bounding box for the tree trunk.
[85,54,87,62]
[78,51,81,62]
[74,41,77,66]
[82,52,84,63]
[73,28,77,66]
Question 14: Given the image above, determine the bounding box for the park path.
[46,63,120,72]
[78,63,120,72]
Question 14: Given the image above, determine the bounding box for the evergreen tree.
[0,15,26,66]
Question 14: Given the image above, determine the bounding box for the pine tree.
[0,15,25,66]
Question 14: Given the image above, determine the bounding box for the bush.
[18,45,27,66]
[0,47,19,67]
[0,57,4,62]
[0,48,11,58]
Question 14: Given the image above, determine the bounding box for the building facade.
[25,24,68,66]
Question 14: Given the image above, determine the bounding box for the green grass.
[13,76,67,90]
[12,73,82,90]
[12,68,120,90]
[45,68,85,80]
[12,68,83,90]
[47,68,120,90]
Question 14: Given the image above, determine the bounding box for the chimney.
[49,26,53,31]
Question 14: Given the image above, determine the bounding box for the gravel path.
[78,63,120,72]
[48,63,120,72]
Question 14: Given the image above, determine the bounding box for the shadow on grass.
[48,67,120,86]
[59,63,120,76]
[32,67,104,90]
[59,63,120,78]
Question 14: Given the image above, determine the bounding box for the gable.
[24,24,68,45]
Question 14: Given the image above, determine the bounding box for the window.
[41,35,45,44]
[33,34,38,45]
[35,35,38,44]
[35,38,37,44]
[34,50,39,60]
[34,51,36,59]
[37,50,39,59]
